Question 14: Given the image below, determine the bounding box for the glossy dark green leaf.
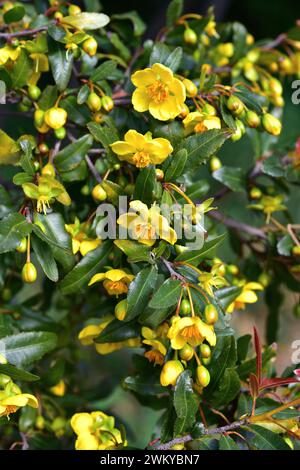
[215,285,243,311]
[245,425,290,450]
[155,121,184,149]
[139,306,170,329]
[112,11,146,36]
[91,59,118,82]
[175,233,226,265]
[220,96,237,130]
[48,37,73,91]
[0,213,32,254]
[77,84,90,105]
[4,5,25,24]
[32,235,59,282]
[123,374,164,396]
[33,213,75,272]
[114,240,151,263]
[61,95,90,126]
[38,85,58,110]
[210,368,240,406]
[126,265,158,321]
[59,241,112,294]
[262,155,285,177]
[173,371,198,436]
[55,135,93,172]
[213,166,246,192]
[133,165,156,205]
[149,278,182,309]
[150,44,182,72]
[180,129,228,169]
[237,334,252,362]
[2,332,57,367]
[164,149,187,181]
[95,319,140,343]
[0,363,39,382]
[166,0,183,26]
[11,49,33,88]
[87,121,119,152]
[236,345,276,381]
[219,435,240,450]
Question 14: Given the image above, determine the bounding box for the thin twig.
[85,155,102,183]
[160,257,186,281]
[0,24,53,39]
[209,210,267,240]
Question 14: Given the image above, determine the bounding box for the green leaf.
[150,44,182,72]
[38,85,58,111]
[0,213,32,254]
[277,234,293,256]
[180,130,228,169]
[109,32,131,61]
[123,374,164,396]
[32,235,59,282]
[62,12,109,30]
[59,241,112,294]
[59,160,88,182]
[237,334,252,362]
[126,266,158,321]
[235,87,265,114]
[164,149,187,181]
[77,84,90,104]
[91,60,118,82]
[262,155,285,177]
[87,121,119,152]
[95,319,140,343]
[48,37,73,91]
[173,371,198,436]
[61,96,90,126]
[114,240,151,263]
[210,368,240,406]
[11,49,33,88]
[133,165,156,205]
[1,332,57,367]
[3,5,25,24]
[33,213,75,272]
[155,121,184,149]
[0,363,39,382]
[219,435,240,450]
[55,135,93,172]
[214,285,243,311]
[231,22,248,62]
[245,425,290,450]
[149,278,182,309]
[175,233,226,265]
[112,11,146,36]
[138,306,171,329]
[213,166,246,192]
[101,180,124,205]
[166,0,183,27]
[0,129,20,165]
[220,96,237,130]
[19,138,35,176]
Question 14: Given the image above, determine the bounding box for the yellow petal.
[95,342,122,354]
[71,413,94,436]
[110,141,135,156]
[80,239,100,256]
[129,200,149,218]
[72,239,81,254]
[78,324,102,345]
[244,282,264,291]
[238,291,258,303]
[105,269,129,282]
[152,63,173,84]
[131,68,156,87]
[170,335,186,350]
[195,317,217,346]
[124,129,146,147]
[88,273,106,286]
[117,212,138,228]
[169,77,186,101]
[75,432,99,450]
[132,88,151,112]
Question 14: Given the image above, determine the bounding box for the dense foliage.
[0,0,300,451]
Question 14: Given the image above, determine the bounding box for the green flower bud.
[196,365,210,387]
[262,113,282,136]
[183,28,197,45]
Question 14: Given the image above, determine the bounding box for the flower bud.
[202,103,217,116]
[83,37,98,57]
[182,78,198,98]
[210,156,222,172]
[245,110,260,128]
[231,119,245,141]
[262,113,282,136]
[227,264,239,276]
[92,184,107,201]
[102,95,114,112]
[258,272,271,288]
[183,28,197,45]
[155,168,164,181]
[293,304,300,318]
[204,304,218,325]
[115,299,128,321]
[22,262,37,284]
[28,85,41,101]
[196,365,210,387]
[269,78,283,96]
[16,237,27,253]
[38,143,49,155]
[200,344,211,359]
[34,109,45,128]
[45,107,67,130]
[68,4,81,15]
[227,95,244,115]
[180,299,191,315]
[0,373,10,387]
[54,127,66,140]
[179,344,194,361]
[250,187,262,199]
[87,92,102,112]
[160,360,184,387]
[179,103,189,119]
[202,357,211,366]
[41,163,56,177]
[36,416,45,430]
[292,246,300,256]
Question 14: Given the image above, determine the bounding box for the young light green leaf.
[62,12,109,30]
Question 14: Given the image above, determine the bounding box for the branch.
[160,257,186,281]
[0,24,53,39]
[154,419,248,450]
[209,210,267,240]
[85,155,102,183]
[261,33,287,51]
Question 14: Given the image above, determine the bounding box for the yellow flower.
[131,63,186,121]
[78,315,140,355]
[71,411,125,450]
[142,326,168,366]
[248,195,286,222]
[0,381,38,417]
[167,316,216,349]
[110,130,173,168]
[227,282,263,313]
[117,200,177,246]
[197,264,228,296]
[88,269,134,296]
[0,45,20,65]
[50,380,66,397]
[65,218,101,256]
[183,111,221,135]
[22,175,71,214]
[160,360,184,387]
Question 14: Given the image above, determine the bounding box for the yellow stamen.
[147,81,169,103]
[132,151,151,168]
[181,325,202,341]
[144,350,164,366]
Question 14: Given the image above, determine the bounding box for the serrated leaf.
[180,130,228,169]
[0,213,32,254]
[48,37,73,91]
[55,135,93,172]
[213,166,246,192]
[1,332,57,367]
[204,334,237,395]
[149,278,182,309]
[59,241,112,294]
[62,12,109,30]
[126,266,158,321]
[32,235,59,282]
[211,368,240,406]
[87,121,119,152]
